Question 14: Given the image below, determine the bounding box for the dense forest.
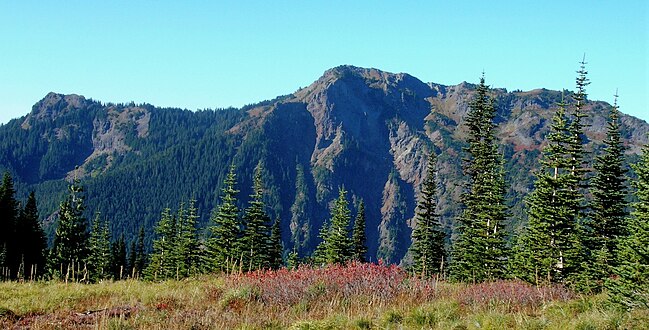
[0,62,647,309]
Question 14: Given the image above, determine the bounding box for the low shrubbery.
[0,263,644,329]
[224,261,435,307]
[454,279,576,313]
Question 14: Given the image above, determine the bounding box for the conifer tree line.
[0,60,647,309]
[0,159,369,282]
[0,174,146,282]
[0,174,47,280]
[312,187,367,265]
[408,59,648,308]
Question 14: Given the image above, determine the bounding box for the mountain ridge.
[1,65,647,263]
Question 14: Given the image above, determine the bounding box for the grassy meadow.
[0,263,647,329]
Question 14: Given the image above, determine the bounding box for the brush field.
[0,263,646,329]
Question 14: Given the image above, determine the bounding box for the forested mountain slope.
[1,65,647,263]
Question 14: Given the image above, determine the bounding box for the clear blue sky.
[1,1,647,124]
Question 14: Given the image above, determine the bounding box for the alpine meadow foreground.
[1,263,647,329]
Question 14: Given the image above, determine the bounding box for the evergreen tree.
[269,217,284,269]
[186,200,202,274]
[589,94,628,275]
[48,179,89,280]
[0,172,18,276]
[287,248,299,270]
[175,200,202,276]
[241,164,273,271]
[607,143,649,309]
[86,213,111,282]
[168,203,187,277]
[290,164,312,255]
[110,235,127,280]
[145,207,176,280]
[512,97,585,285]
[206,165,242,272]
[144,201,201,280]
[450,76,508,282]
[351,200,368,263]
[514,61,594,289]
[314,187,352,265]
[410,151,446,278]
[313,218,331,265]
[567,59,594,290]
[568,58,590,182]
[15,191,47,279]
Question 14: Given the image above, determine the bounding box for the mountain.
[1,65,647,263]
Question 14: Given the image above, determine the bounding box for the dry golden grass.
[0,264,645,329]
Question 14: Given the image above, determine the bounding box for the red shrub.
[222,264,571,312]
[455,280,575,312]
[224,262,437,306]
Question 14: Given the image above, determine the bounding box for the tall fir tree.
[0,172,18,276]
[145,207,176,280]
[410,151,446,278]
[169,203,187,277]
[512,96,586,285]
[313,218,331,265]
[568,57,590,182]
[86,213,112,282]
[588,93,628,287]
[241,164,273,271]
[174,200,202,277]
[290,164,312,255]
[48,179,89,280]
[141,201,201,280]
[514,61,594,289]
[269,217,284,269]
[15,191,47,279]
[567,59,593,290]
[351,200,368,263]
[449,76,508,282]
[185,200,202,275]
[206,164,242,272]
[314,187,352,265]
[607,142,649,309]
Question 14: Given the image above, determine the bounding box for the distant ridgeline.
[0,64,647,271]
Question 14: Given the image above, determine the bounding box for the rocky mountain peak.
[22,92,90,129]
[35,92,88,116]
[296,66,430,102]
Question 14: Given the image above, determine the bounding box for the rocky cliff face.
[17,93,152,181]
[1,65,647,263]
